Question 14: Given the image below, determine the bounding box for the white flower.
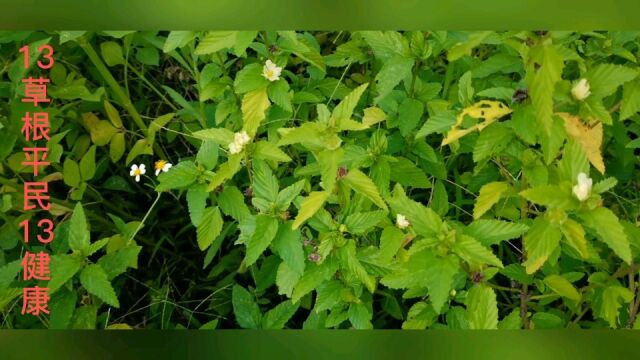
[396,214,410,229]
[228,131,251,154]
[262,60,282,82]
[129,164,146,182]
[154,160,172,176]
[228,141,241,154]
[572,172,593,201]
[571,78,591,101]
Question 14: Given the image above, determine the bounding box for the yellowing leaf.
[242,88,270,137]
[557,113,605,174]
[544,275,580,301]
[442,100,512,146]
[362,107,386,126]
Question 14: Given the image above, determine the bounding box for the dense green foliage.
[1,30,640,329]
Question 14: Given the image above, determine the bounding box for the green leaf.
[232,285,262,329]
[278,31,325,72]
[523,217,562,274]
[262,300,299,329]
[234,63,270,94]
[348,302,373,329]
[197,207,224,251]
[338,241,376,293]
[218,185,251,222]
[275,180,305,211]
[527,45,564,135]
[63,158,81,187]
[378,226,405,263]
[579,207,632,264]
[292,191,330,230]
[544,274,580,301]
[68,202,90,254]
[587,63,638,98]
[373,55,414,103]
[560,218,589,259]
[473,123,513,163]
[465,285,498,329]
[458,70,474,105]
[100,41,124,66]
[292,259,339,303]
[49,255,84,293]
[163,31,196,53]
[389,157,430,189]
[80,264,120,308]
[245,215,279,266]
[267,79,293,112]
[187,185,208,227]
[49,289,77,329]
[465,220,529,246]
[447,31,492,61]
[196,140,219,170]
[156,161,200,192]
[97,245,141,280]
[519,185,576,209]
[242,88,271,137]
[314,280,343,312]
[0,260,21,291]
[253,141,291,163]
[593,285,634,328]
[331,83,369,126]
[252,160,279,204]
[473,181,509,219]
[342,169,388,210]
[620,77,640,120]
[387,184,442,238]
[192,127,235,146]
[453,234,503,268]
[79,145,96,181]
[272,222,305,275]
[195,31,237,55]
[344,210,386,235]
[317,148,343,192]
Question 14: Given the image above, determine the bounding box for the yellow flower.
[262,60,282,81]
[571,78,591,101]
[154,160,173,176]
[129,164,146,182]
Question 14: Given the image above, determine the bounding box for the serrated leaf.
[196,207,223,251]
[242,88,270,137]
[245,215,279,266]
[272,222,305,275]
[453,234,503,268]
[331,83,369,126]
[195,31,237,55]
[186,185,208,227]
[519,185,576,209]
[80,264,120,308]
[68,202,90,254]
[338,241,376,293]
[621,77,640,120]
[344,210,386,234]
[232,285,262,329]
[342,169,387,210]
[523,217,561,274]
[262,300,299,329]
[558,113,605,174]
[442,100,512,146]
[387,184,442,238]
[97,245,141,280]
[49,255,84,293]
[374,55,414,104]
[527,45,563,135]
[465,220,529,246]
[192,127,235,145]
[473,181,509,219]
[544,274,580,301]
[218,185,251,222]
[587,63,638,98]
[253,141,291,163]
[292,191,329,230]
[156,161,200,191]
[465,285,498,329]
[579,207,632,264]
[560,218,589,259]
[292,259,339,303]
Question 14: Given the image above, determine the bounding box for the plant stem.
[519,174,530,329]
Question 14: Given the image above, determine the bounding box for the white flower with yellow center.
[228,131,251,154]
[262,60,282,82]
[130,164,146,182]
[571,78,591,101]
[154,160,173,176]
[572,172,593,201]
[396,214,410,229]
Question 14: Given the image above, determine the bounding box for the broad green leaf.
[342,169,387,210]
[388,157,430,189]
[63,158,81,188]
[447,31,492,61]
[586,63,638,98]
[344,210,386,234]
[338,241,376,293]
[242,88,270,137]
[272,222,305,275]
[579,207,632,264]
[195,31,237,55]
[378,226,406,263]
[253,141,291,163]
[544,274,580,301]
[163,31,196,53]
[473,181,509,219]
[348,302,373,329]
[244,215,279,266]
[0,260,21,291]
[292,259,339,303]
[156,161,200,191]
[387,184,442,238]
[292,191,330,230]
[49,255,84,293]
[252,160,279,204]
[453,234,503,268]
[80,264,120,308]
[262,300,299,329]
[330,83,369,126]
[373,55,414,103]
[232,285,262,329]
[192,128,235,146]
[620,77,640,120]
[68,202,90,254]
[465,285,498,329]
[523,217,561,274]
[187,185,208,227]
[79,145,96,181]
[278,31,325,72]
[560,218,589,259]
[218,185,251,222]
[519,185,576,209]
[317,148,343,192]
[100,41,124,66]
[197,207,223,251]
[97,245,141,280]
[465,220,529,246]
[527,44,564,135]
